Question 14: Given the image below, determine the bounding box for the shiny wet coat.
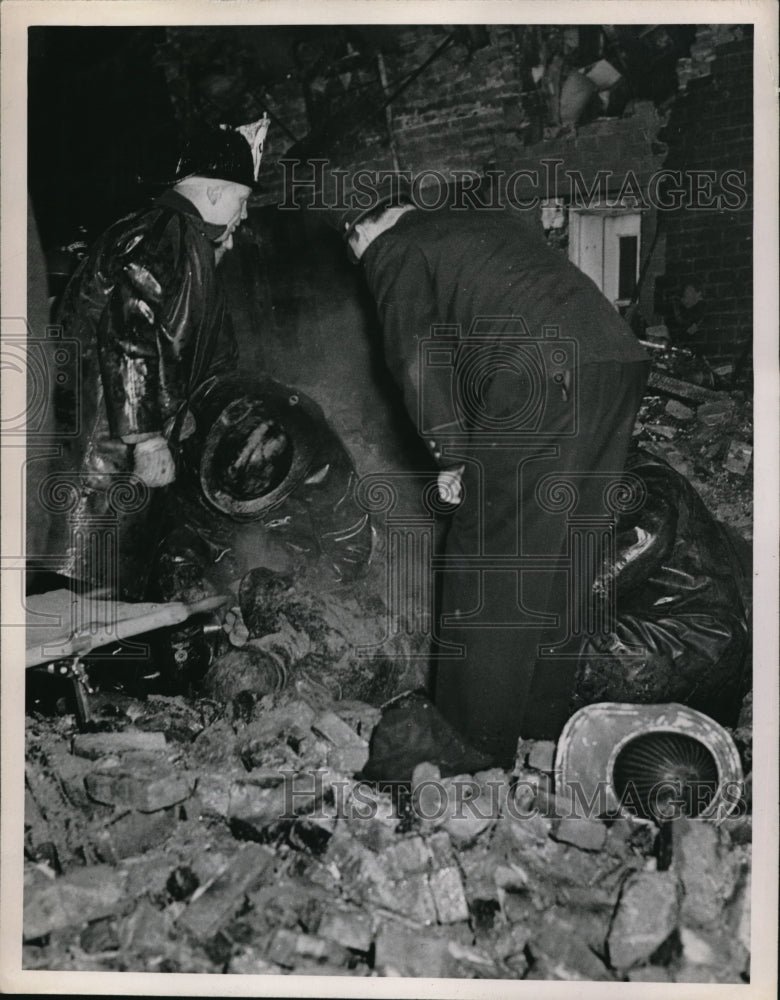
[46,190,237,598]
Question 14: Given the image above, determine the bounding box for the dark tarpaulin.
[572,447,750,726]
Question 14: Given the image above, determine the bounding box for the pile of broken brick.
[634,348,753,540]
[24,688,751,982]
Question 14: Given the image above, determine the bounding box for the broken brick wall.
[258,26,524,198]
[657,25,753,362]
[258,25,671,324]
[386,26,521,177]
[156,23,751,360]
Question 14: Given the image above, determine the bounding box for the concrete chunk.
[383,836,433,878]
[376,874,437,925]
[94,807,177,861]
[427,831,457,870]
[117,897,173,953]
[327,745,369,774]
[317,908,373,953]
[311,710,368,748]
[552,817,607,852]
[529,908,614,980]
[85,768,195,812]
[672,818,741,929]
[665,398,695,421]
[526,741,557,772]
[607,870,680,969]
[356,849,436,924]
[265,927,351,968]
[429,867,469,924]
[680,927,718,965]
[51,752,94,807]
[441,777,496,847]
[24,865,125,940]
[178,843,275,940]
[72,731,167,759]
[227,780,287,828]
[374,920,452,977]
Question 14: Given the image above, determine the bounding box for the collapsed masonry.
[24,681,751,982]
[22,339,754,981]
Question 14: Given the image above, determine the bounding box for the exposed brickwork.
[162,23,750,361]
[658,26,753,360]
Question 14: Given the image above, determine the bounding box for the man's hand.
[437,465,465,505]
[134,436,175,488]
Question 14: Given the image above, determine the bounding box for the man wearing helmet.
[44,121,268,600]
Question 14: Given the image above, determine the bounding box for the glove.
[133,436,175,488]
[437,465,465,505]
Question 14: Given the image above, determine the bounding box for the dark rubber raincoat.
[572,447,750,726]
[45,190,237,599]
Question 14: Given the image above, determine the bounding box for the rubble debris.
[178,843,276,940]
[671,818,742,929]
[93,806,178,862]
[84,767,195,812]
[524,740,556,772]
[24,864,126,941]
[72,731,167,759]
[265,927,351,969]
[117,897,175,955]
[679,927,718,965]
[167,865,200,901]
[80,916,120,953]
[551,817,608,852]
[664,398,695,421]
[606,871,681,969]
[429,866,470,924]
[23,686,753,981]
[632,353,752,542]
[697,398,736,427]
[328,745,370,774]
[722,439,752,476]
[527,911,614,981]
[374,920,452,977]
[317,908,373,953]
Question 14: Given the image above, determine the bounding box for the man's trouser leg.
[434,360,648,758]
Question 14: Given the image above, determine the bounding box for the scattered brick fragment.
[607,871,681,969]
[71,731,167,759]
[178,843,275,940]
[24,864,126,941]
[551,817,608,852]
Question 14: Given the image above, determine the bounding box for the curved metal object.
[554,702,744,824]
[194,376,329,519]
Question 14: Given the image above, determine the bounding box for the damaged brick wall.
[156,23,751,360]
[386,26,521,176]
[258,26,523,199]
[658,26,753,362]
